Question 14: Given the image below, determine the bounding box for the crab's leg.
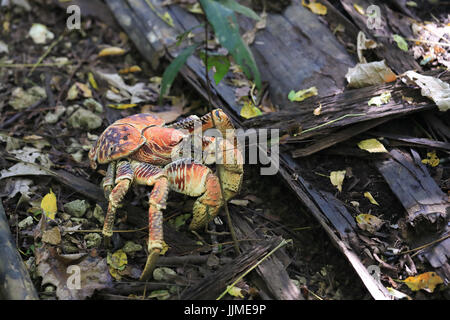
[164,159,223,231]
[140,176,169,281]
[102,161,116,199]
[103,161,133,241]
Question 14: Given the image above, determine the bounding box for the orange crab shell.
[89,113,166,169]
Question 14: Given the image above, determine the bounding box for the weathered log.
[0,201,39,300]
[375,149,449,283]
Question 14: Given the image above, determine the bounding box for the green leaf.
[199,0,261,89]
[217,0,261,20]
[199,51,231,85]
[160,44,199,104]
[393,34,408,52]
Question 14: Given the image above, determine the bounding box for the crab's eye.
[214,110,221,120]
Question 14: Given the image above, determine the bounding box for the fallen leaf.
[356,214,384,233]
[421,150,439,167]
[353,3,365,15]
[107,249,128,280]
[75,82,92,98]
[41,189,57,220]
[313,104,322,116]
[387,287,412,300]
[88,72,98,90]
[98,47,126,57]
[330,170,346,192]
[42,227,61,245]
[393,34,408,52]
[402,71,450,112]
[227,285,244,299]
[368,91,392,107]
[119,65,142,74]
[107,103,138,110]
[67,83,79,100]
[346,61,397,88]
[240,98,262,119]
[404,272,444,293]
[357,31,378,63]
[288,86,318,102]
[35,247,112,300]
[357,138,388,153]
[364,192,380,206]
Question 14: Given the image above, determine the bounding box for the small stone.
[153,267,176,281]
[44,105,66,124]
[9,86,46,110]
[122,241,143,254]
[18,216,33,229]
[67,107,103,130]
[64,199,90,217]
[83,98,103,113]
[84,233,102,248]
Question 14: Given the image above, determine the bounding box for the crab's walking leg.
[103,161,133,244]
[140,176,169,281]
[102,161,116,199]
[164,159,224,231]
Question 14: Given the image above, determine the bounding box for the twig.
[28,30,68,76]
[397,234,450,257]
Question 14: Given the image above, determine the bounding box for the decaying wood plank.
[244,71,450,141]
[231,212,302,300]
[0,201,39,300]
[179,238,283,300]
[370,131,450,151]
[375,148,450,283]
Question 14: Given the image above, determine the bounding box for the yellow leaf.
[107,103,138,110]
[357,138,388,153]
[119,65,142,74]
[421,150,439,167]
[240,98,262,119]
[404,272,444,293]
[288,86,318,102]
[354,3,365,15]
[227,285,244,299]
[330,170,346,192]
[162,12,174,27]
[88,72,98,90]
[76,82,92,98]
[302,0,327,15]
[356,214,384,233]
[98,47,126,57]
[67,83,79,100]
[108,249,128,271]
[368,91,391,107]
[387,287,412,300]
[364,192,379,206]
[41,189,57,220]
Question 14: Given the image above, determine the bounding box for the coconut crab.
[88,109,243,280]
